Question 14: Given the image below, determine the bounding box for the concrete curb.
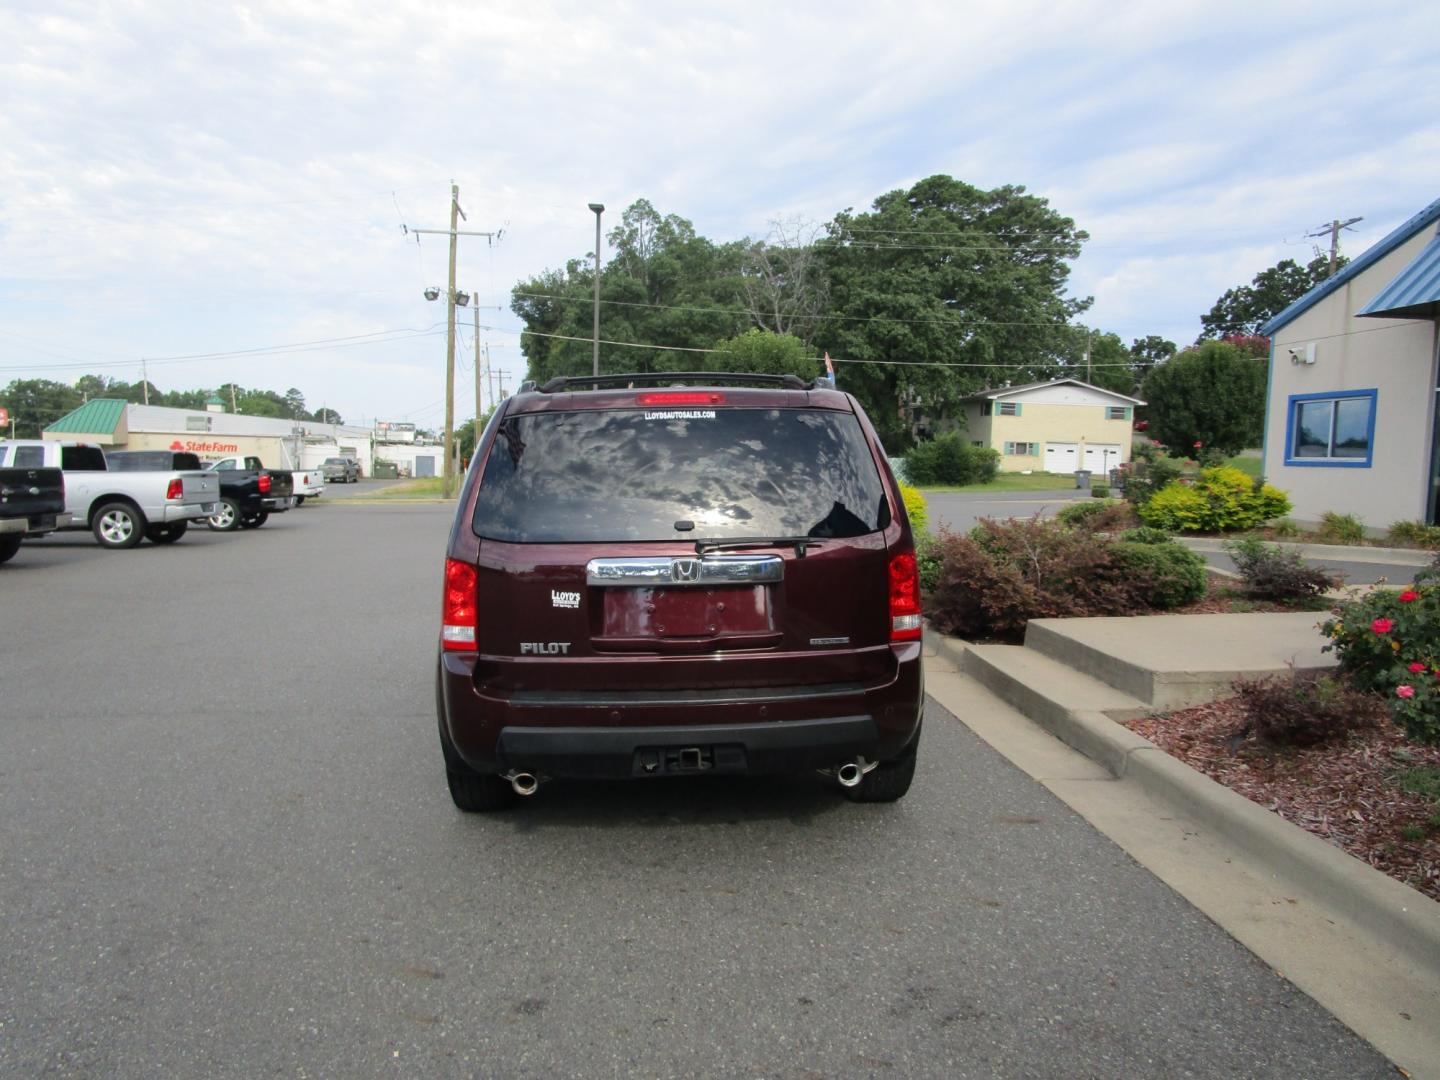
[927,630,1440,973]
[1176,536,1434,568]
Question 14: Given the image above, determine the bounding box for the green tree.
[707,329,818,379]
[1140,340,1267,461]
[311,407,343,424]
[0,378,83,437]
[1199,254,1343,339]
[456,406,497,462]
[815,175,1089,451]
[511,199,749,383]
[1129,335,1176,387]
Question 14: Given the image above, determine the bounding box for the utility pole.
[485,343,495,411]
[1307,216,1363,277]
[404,186,499,498]
[473,302,483,445]
[589,203,605,376]
[141,360,149,405]
[229,383,237,414]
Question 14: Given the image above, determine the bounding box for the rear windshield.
[472,407,889,543]
[60,446,107,471]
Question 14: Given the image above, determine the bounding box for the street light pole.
[589,203,604,377]
[442,183,461,498]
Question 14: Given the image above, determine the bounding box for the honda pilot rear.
[436,372,924,810]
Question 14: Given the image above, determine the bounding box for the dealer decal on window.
[643,410,716,421]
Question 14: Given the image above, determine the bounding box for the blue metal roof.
[1260,196,1440,335]
[1356,225,1440,320]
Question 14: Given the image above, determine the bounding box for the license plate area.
[600,585,773,640]
[634,745,746,776]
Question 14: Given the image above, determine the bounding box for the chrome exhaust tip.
[507,772,539,796]
[836,762,863,787]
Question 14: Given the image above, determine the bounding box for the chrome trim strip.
[586,554,784,587]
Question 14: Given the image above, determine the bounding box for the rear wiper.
[694,536,824,559]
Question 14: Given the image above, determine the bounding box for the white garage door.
[1083,444,1123,472]
[1044,442,1079,472]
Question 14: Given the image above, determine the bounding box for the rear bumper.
[439,642,924,778]
[262,495,297,511]
[164,502,217,523]
[0,511,70,536]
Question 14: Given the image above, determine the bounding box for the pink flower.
[1193,441,1203,449]
[1372,618,1394,634]
[1399,590,1419,603]
[1409,662,1427,673]
[1396,685,1416,699]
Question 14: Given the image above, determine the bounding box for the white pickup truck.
[0,440,220,549]
[290,468,325,505]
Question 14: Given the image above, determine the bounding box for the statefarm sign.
[169,439,240,454]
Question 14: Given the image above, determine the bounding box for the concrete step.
[1023,613,1338,709]
[961,642,1153,775]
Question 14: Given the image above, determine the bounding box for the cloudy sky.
[2,1,1436,430]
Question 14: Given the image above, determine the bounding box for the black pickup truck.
[106,451,296,531]
[0,465,69,565]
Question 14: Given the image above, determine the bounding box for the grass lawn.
[915,472,1081,494]
[1153,451,1262,478]
[368,477,455,499]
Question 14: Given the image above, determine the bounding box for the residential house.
[950,379,1144,474]
[1260,197,1440,528]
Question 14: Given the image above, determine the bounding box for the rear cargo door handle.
[586,555,783,587]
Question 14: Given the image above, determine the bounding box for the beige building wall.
[989,403,1135,470]
[1264,229,1439,527]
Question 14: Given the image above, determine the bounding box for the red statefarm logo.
[172,440,239,453]
[170,440,184,450]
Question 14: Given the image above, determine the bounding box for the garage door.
[1083,444,1123,472]
[1044,443,1079,472]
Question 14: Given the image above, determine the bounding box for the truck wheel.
[92,501,144,549]
[207,498,241,531]
[239,510,270,529]
[145,522,188,545]
[0,535,22,564]
[294,495,305,506]
[842,724,920,804]
[436,667,516,812]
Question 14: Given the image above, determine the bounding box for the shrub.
[1110,541,1207,608]
[915,533,942,595]
[926,516,1185,642]
[1119,526,1172,545]
[899,482,928,535]
[904,435,1000,486]
[1270,518,1301,539]
[1139,466,1291,532]
[1232,670,1384,748]
[1322,581,1440,745]
[1318,511,1366,544]
[1224,536,1342,601]
[1121,456,1181,508]
[1388,520,1440,550]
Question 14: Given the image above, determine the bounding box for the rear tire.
[842,724,920,803]
[92,501,144,549]
[239,510,269,529]
[294,495,305,506]
[436,666,516,812]
[0,535,22,564]
[145,521,188,545]
[207,498,241,531]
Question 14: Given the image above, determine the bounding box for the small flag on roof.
[823,352,836,387]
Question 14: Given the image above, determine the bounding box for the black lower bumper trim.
[495,716,877,779]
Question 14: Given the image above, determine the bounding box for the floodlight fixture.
[423,286,441,301]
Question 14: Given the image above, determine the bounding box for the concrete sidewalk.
[924,615,1440,1077]
[1176,535,1436,568]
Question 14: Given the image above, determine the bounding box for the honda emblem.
[670,558,701,583]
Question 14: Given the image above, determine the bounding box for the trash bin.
[373,461,399,479]
[1074,469,1092,489]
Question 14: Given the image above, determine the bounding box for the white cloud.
[0,0,1437,422]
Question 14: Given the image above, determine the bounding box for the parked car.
[107,451,294,531]
[290,468,325,504]
[0,463,69,565]
[0,440,219,549]
[435,372,924,811]
[203,455,297,530]
[322,457,360,483]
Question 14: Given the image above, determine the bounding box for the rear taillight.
[888,551,922,641]
[636,391,725,406]
[258,474,271,495]
[441,558,478,651]
[165,478,183,500]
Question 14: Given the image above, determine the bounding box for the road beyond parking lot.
[0,506,1395,1077]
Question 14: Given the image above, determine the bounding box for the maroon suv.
[436,372,924,810]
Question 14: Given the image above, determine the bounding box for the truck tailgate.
[180,472,220,502]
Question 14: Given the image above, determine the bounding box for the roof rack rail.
[536,371,813,394]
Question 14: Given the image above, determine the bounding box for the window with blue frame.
[1284,390,1377,467]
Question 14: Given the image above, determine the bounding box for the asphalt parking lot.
[0,505,1394,1078]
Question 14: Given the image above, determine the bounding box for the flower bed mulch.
[1167,572,1335,616]
[1123,699,1440,902]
